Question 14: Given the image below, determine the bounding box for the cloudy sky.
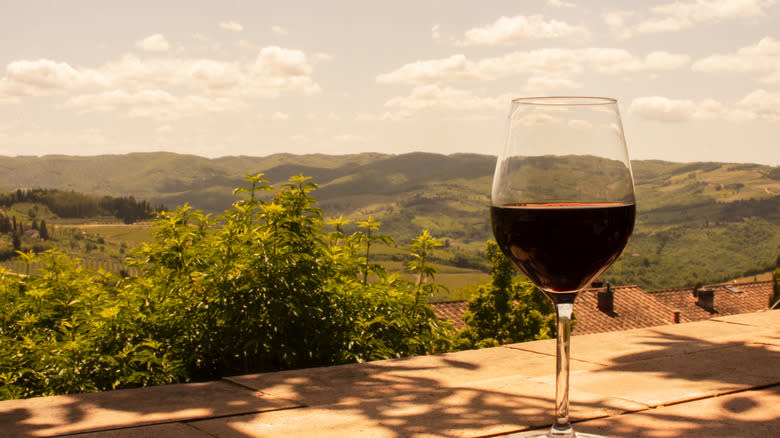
[1,0,778,165]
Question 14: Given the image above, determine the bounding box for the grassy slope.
[0,153,777,290]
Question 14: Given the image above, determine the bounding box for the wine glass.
[491,97,635,437]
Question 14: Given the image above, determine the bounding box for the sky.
[0,0,778,165]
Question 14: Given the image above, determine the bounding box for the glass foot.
[505,432,606,438]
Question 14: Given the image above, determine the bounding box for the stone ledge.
[0,311,777,438]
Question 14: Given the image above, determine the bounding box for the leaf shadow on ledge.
[563,325,780,438]
[1,321,778,438]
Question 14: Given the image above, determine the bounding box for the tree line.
[0,188,162,223]
[0,174,554,400]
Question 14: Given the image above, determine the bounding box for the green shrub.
[0,174,454,399]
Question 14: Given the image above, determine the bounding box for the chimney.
[673,311,681,324]
[694,284,715,311]
[597,283,614,314]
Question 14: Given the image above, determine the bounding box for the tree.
[0,214,11,234]
[455,241,555,349]
[11,230,21,251]
[39,220,49,240]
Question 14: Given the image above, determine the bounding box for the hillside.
[0,152,778,289]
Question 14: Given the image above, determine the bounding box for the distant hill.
[0,152,778,289]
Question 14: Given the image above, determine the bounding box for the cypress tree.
[12,230,21,251]
[39,219,49,240]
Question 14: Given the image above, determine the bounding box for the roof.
[571,285,689,335]
[430,280,776,336]
[649,280,775,322]
[431,300,469,330]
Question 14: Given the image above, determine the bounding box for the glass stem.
[551,302,574,437]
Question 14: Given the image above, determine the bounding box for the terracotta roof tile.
[571,285,687,335]
[431,300,469,330]
[649,280,774,322]
[430,280,776,336]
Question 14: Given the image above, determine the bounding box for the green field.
[1,152,778,291]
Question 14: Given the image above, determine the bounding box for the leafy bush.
[0,174,454,399]
[0,251,184,400]
[454,241,555,349]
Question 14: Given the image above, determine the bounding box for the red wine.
[491,203,635,293]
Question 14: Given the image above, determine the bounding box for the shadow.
[0,380,301,438]
[591,326,780,382]
[572,386,780,438]
[199,359,566,437]
[1,322,778,437]
[566,324,780,437]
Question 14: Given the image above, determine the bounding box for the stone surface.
[0,381,300,437]
[1,311,777,438]
[711,309,780,327]
[573,341,780,407]
[67,423,213,438]
[572,385,780,438]
[196,375,646,438]
[226,346,575,407]
[510,315,780,366]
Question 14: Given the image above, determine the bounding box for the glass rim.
[512,96,617,106]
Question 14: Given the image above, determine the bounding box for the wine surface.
[491,203,635,292]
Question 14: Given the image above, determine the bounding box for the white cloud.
[583,48,646,73]
[377,48,690,85]
[383,85,508,120]
[432,24,441,40]
[513,112,558,127]
[650,0,768,23]
[220,21,243,32]
[0,42,322,117]
[460,15,588,46]
[692,36,780,83]
[5,59,82,89]
[271,111,289,121]
[0,79,22,103]
[377,54,474,84]
[644,51,692,70]
[739,89,780,121]
[253,46,321,96]
[629,95,755,122]
[603,11,634,40]
[78,46,319,98]
[98,55,245,91]
[271,25,288,35]
[0,59,107,101]
[136,34,170,52]
[187,59,244,90]
[63,89,243,120]
[526,75,581,91]
[547,0,576,7]
[256,46,311,77]
[609,0,774,38]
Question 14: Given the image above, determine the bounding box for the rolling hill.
[1,152,778,289]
